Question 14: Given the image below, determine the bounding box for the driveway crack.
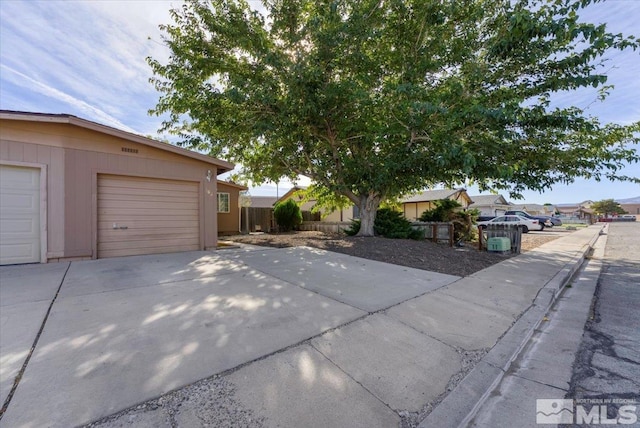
[0,262,71,420]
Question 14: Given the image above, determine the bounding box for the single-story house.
[401,188,472,221]
[217,180,248,235]
[277,186,357,222]
[509,203,556,216]
[248,196,278,208]
[619,203,640,215]
[0,110,235,265]
[556,201,593,217]
[468,194,510,217]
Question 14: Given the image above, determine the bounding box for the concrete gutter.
[419,224,605,428]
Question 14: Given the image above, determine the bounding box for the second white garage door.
[97,175,200,258]
[0,165,41,265]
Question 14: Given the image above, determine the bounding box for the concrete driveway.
[0,246,458,427]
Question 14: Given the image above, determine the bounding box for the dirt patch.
[225,231,565,277]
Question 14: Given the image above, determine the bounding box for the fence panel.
[479,224,522,254]
[411,222,454,247]
[299,221,350,233]
[241,207,274,233]
[302,211,322,221]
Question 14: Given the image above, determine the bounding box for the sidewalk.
[85,225,603,428]
[466,226,607,427]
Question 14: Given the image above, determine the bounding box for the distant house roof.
[276,186,307,203]
[556,200,594,208]
[0,110,234,173]
[249,196,279,208]
[509,203,552,213]
[402,188,470,204]
[469,194,509,206]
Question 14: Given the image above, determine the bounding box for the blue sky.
[1,0,638,204]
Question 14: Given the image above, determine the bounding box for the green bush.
[343,208,423,240]
[344,218,361,236]
[419,199,479,242]
[273,199,302,232]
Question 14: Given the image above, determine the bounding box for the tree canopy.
[148,0,640,236]
[591,198,627,217]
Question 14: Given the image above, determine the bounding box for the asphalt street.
[564,222,640,424]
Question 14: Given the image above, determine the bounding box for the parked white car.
[477,215,543,233]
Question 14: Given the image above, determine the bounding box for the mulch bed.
[225,231,510,277]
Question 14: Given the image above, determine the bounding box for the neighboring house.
[249,196,278,208]
[508,203,556,216]
[556,200,594,216]
[0,110,234,265]
[277,186,357,222]
[619,203,640,215]
[468,194,510,217]
[217,180,248,235]
[401,188,472,221]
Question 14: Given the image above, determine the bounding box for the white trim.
[217,192,230,213]
[0,160,48,263]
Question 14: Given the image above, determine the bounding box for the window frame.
[217,192,230,213]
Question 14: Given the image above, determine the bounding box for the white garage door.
[0,165,41,265]
[97,175,200,258]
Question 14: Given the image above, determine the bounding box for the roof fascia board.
[0,111,234,173]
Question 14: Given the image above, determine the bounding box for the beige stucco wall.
[621,203,640,215]
[0,120,220,261]
[280,192,355,222]
[403,202,435,221]
[217,182,242,235]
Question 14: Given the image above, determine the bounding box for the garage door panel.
[98,237,199,251]
[97,175,200,258]
[98,192,198,204]
[2,218,39,234]
[0,165,39,188]
[98,177,199,193]
[99,244,203,259]
[98,220,200,230]
[99,207,199,216]
[98,229,199,242]
[0,165,41,265]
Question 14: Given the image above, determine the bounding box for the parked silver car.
[477,215,544,233]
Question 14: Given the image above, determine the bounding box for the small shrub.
[343,208,422,240]
[419,199,479,242]
[273,199,302,232]
[344,218,361,236]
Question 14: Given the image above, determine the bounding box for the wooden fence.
[302,211,322,222]
[478,224,522,254]
[299,221,350,233]
[411,222,454,247]
[241,207,275,233]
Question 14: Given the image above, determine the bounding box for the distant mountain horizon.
[615,196,640,204]
[555,196,640,206]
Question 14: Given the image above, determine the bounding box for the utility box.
[487,237,511,252]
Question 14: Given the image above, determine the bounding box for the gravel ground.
[84,376,264,428]
[225,230,567,277]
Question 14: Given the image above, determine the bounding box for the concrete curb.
[419,224,606,428]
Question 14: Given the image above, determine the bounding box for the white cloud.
[1,64,137,133]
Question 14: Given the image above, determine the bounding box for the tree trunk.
[356,193,381,237]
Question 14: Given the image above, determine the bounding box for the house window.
[217,193,230,213]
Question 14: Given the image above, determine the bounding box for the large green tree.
[591,198,627,217]
[148,0,640,236]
